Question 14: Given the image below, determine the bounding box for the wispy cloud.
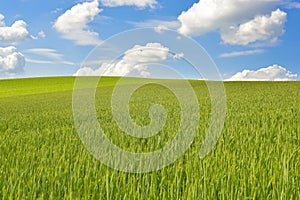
[284,2,300,9]
[219,49,265,58]
[26,48,63,60]
[26,58,75,66]
[25,48,76,66]
[26,58,54,65]
[129,19,180,33]
[100,0,157,8]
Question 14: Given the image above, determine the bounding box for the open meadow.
[0,77,299,199]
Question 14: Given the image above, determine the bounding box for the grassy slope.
[0,77,299,199]
[0,76,120,98]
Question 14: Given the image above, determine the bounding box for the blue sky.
[0,0,299,80]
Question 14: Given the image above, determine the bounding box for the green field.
[0,77,299,199]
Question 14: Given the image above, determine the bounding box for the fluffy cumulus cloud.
[53,0,102,46]
[178,0,279,35]
[75,42,170,77]
[221,9,287,45]
[0,46,25,77]
[0,14,33,44]
[100,0,157,8]
[227,64,298,81]
[177,0,286,45]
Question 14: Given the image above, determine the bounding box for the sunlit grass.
[0,77,299,199]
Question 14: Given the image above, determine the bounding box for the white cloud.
[122,43,169,63]
[53,0,102,46]
[154,25,168,33]
[0,46,25,77]
[74,66,103,76]
[25,58,55,65]
[51,8,62,14]
[178,0,280,36]
[38,31,46,38]
[220,49,265,58]
[0,14,4,27]
[26,48,63,60]
[100,0,157,8]
[221,9,287,45]
[25,48,75,65]
[177,0,288,45]
[173,52,184,59]
[285,2,300,9]
[130,20,180,33]
[227,64,298,81]
[25,58,75,66]
[75,42,170,77]
[0,14,33,44]
[131,20,179,28]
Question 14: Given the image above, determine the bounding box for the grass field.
[0,77,299,199]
